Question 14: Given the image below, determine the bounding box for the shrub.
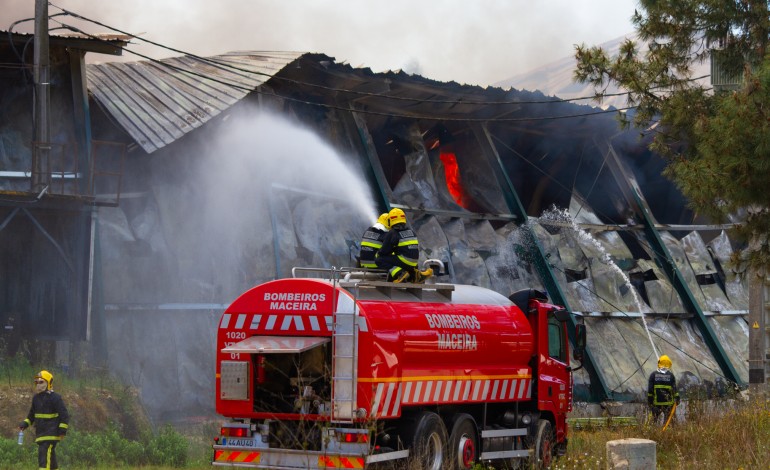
[0,438,35,469]
[145,424,189,468]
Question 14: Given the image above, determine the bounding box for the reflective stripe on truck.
[213,449,261,463]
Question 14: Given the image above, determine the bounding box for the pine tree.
[574,0,770,270]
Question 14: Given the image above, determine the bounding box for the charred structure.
[1,45,752,421]
[0,30,126,360]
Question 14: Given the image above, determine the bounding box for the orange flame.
[440,152,470,209]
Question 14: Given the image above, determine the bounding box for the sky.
[5,0,638,87]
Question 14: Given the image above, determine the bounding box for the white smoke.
[5,0,637,86]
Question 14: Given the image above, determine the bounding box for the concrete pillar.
[606,438,656,470]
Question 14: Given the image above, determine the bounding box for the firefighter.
[19,370,69,470]
[647,355,680,425]
[376,208,432,283]
[358,213,389,269]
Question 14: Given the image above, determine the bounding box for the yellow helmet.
[658,355,672,369]
[377,213,390,229]
[388,208,406,226]
[35,370,53,390]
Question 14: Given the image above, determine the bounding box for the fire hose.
[662,402,678,431]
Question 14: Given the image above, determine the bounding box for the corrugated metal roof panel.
[87,51,305,153]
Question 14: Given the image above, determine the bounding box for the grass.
[3,356,768,468]
[555,396,770,469]
[2,397,768,469]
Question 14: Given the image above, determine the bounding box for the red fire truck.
[212,267,585,469]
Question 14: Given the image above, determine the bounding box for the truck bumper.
[212,445,409,468]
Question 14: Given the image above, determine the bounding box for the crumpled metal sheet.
[708,316,749,381]
[442,218,491,287]
[413,215,451,264]
[585,315,729,400]
[487,223,543,295]
[566,278,605,312]
[681,231,735,311]
[87,51,305,153]
[570,196,634,263]
[584,318,646,398]
[591,261,645,313]
[464,219,499,253]
[632,259,686,314]
[660,231,712,309]
[707,231,749,310]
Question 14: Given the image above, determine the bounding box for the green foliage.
[0,424,190,469]
[144,424,189,468]
[675,58,770,268]
[0,438,35,469]
[0,354,38,387]
[59,424,146,467]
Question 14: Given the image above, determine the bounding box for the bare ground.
[0,383,150,440]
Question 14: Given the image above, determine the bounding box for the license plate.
[223,438,256,447]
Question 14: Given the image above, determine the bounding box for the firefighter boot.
[413,268,433,284]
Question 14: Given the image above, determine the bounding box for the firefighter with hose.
[358,213,389,269]
[647,355,680,427]
[375,208,432,283]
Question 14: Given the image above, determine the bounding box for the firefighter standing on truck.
[19,370,69,470]
[358,213,389,269]
[376,208,432,283]
[647,355,680,425]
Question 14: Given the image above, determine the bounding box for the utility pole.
[32,0,50,193]
[748,236,768,396]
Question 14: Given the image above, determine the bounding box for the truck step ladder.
[331,273,359,423]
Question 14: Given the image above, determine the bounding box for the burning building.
[1,44,752,421]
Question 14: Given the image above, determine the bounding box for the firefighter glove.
[18,421,28,430]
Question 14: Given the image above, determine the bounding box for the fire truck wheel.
[532,419,554,468]
[448,413,478,470]
[405,412,448,470]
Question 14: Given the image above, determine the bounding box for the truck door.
[538,314,570,414]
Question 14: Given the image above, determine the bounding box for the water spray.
[538,207,659,360]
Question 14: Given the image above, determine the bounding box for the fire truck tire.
[404,412,448,470]
[532,419,555,468]
[447,413,478,470]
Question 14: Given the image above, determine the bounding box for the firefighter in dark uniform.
[647,355,680,425]
[19,370,69,470]
[358,213,389,269]
[376,208,432,283]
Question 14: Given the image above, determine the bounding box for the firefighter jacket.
[647,368,679,406]
[23,390,69,442]
[377,223,419,269]
[359,222,388,269]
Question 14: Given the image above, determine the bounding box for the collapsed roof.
[84,51,748,415]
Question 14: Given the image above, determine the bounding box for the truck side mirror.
[552,308,571,322]
[573,323,586,361]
